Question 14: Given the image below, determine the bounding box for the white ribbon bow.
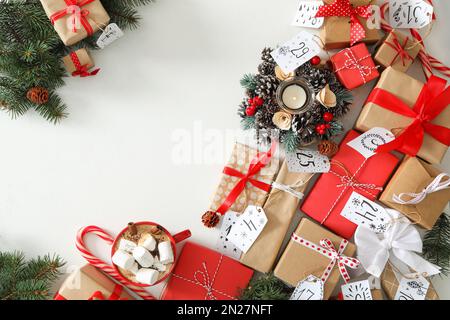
[354,209,441,278]
[393,173,450,205]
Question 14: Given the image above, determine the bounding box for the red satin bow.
[50,0,95,36]
[367,76,450,156]
[385,33,414,67]
[70,51,100,77]
[215,143,277,215]
[315,0,372,45]
[88,284,127,300]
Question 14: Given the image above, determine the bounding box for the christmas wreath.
[0,0,153,123]
[238,48,353,153]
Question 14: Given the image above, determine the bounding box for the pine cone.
[202,211,220,228]
[318,140,339,157]
[261,47,275,64]
[26,87,49,105]
[255,107,276,129]
[292,111,317,145]
[0,100,8,110]
[255,74,279,100]
[257,62,275,76]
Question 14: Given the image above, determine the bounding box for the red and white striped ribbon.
[76,225,156,300]
[291,234,360,284]
[380,1,450,79]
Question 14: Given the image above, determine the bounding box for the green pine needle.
[240,74,257,91]
[281,130,300,153]
[240,273,292,300]
[241,116,256,130]
[423,213,450,277]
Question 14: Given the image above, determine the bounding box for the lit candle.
[281,84,307,110]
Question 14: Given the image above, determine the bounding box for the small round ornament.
[310,56,321,66]
[246,105,257,116]
[323,112,334,122]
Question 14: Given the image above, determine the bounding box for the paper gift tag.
[215,211,243,260]
[290,275,324,300]
[341,191,391,234]
[228,206,268,253]
[271,31,321,74]
[291,1,324,28]
[341,280,373,300]
[394,276,429,300]
[97,23,124,49]
[347,127,395,159]
[286,149,330,173]
[389,0,433,29]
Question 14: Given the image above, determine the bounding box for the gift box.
[40,0,110,46]
[54,264,134,300]
[160,241,253,300]
[62,48,99,77]
[274,218,357,300]
[300,130,400,239]
[380,263,439,300]
[374,30,420,72]
[331,43,379,90]
[240,160,313,273]
[317,0,381,50]
[379,157,450,230]
[356,67,450,164]
[209,142,278,215]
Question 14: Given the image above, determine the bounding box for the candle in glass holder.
[276,78,313,114]
[282,84,307,110]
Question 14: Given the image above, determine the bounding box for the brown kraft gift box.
[274,218,356,299]
[380,157,450,230]
[381,263,439,300]
[62,48,95,74]
[374,29,420,72]
[356,67,450,164]
[40,0,110,46]
[55,264,135,300]
[209,142,278,214]
[319,0,381,50]
[240,160,313,273]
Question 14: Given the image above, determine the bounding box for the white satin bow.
[393,173,450,205]
[354,209,441,278]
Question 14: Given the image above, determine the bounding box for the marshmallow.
[112,250,135,270]
[158,241,174,264]
[132,246,154,268]
[152,256,167,272]
[118,239,137,253]
[135,268,159,285]
[138,234,156,251]
[129,262,139,275]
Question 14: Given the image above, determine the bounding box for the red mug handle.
[172,229,191,243]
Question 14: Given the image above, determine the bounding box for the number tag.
[290,275,324,300]
[341,280,373,300]
[227,206,268,253]
[271,31,321,74]
[341,191,391,234]
[347,127,395,159]
[394,276,429,300]
[215,211,242,260]
[389,0,433,29]
[291,1,324,28]
[96,23,124,49]
[286,149,330,173]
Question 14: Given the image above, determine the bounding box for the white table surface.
[0,0,449,299]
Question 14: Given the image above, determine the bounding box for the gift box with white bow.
[380,157,450,230]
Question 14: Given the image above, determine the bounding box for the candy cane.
[76,225,156,300]
[380,1,450,79]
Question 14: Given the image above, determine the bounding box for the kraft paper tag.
[394,276,429,300]
[228,206,268,253]
[290,275,324,300]
[341,280,373,300]
[215,211,243,260]
[389,0,433,29]
[286,149,330,173]
[347,127,395,159]
[97,23,124,49]
[271,31,321,73]
[291,1,324,28]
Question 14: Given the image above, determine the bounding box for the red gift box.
[160,242,253,300]
[300,130,400,239]
[331,43,379,90]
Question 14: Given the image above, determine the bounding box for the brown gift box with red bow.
[62,48,95,75]
[319,0,381,50]
[374,30,421,72]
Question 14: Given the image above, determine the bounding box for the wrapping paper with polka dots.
[209,142,279,214]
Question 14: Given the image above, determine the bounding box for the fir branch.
[281,130,300,153]
[423,213,450,276]
[240,273,292,300]
[34,93,68,124]
[241,116,256,131]
[240,73,257,91]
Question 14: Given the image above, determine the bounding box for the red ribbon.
[366,76,450,156]
[70,51,100,77]
[54,284,127,300]
[50,0,95,36]
[215,143,277,215]
[316,0,372,46]
[385,32,414,67]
